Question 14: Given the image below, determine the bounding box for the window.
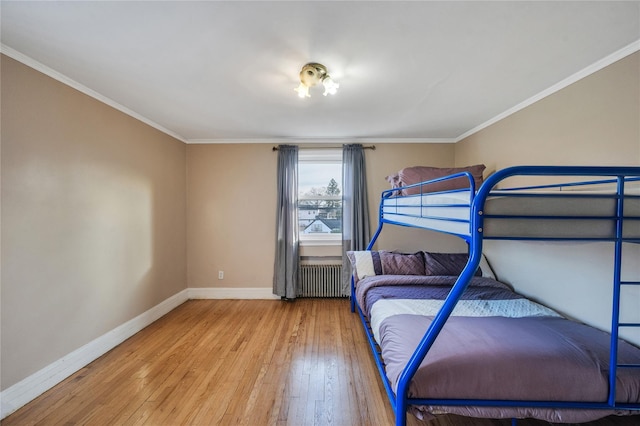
[298,149,342,245]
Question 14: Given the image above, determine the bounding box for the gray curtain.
[342,144,370,295]
[273,145,299,299]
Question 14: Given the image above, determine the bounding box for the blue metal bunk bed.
[350,165,640,426]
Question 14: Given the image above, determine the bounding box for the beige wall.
[453,52,640,344]
[186,142,465,290]
[186,144,277,289]
[455,52,640,184]
[1,56,187,390]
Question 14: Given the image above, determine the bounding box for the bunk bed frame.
[350,165,640,426]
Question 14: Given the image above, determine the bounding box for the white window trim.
[298,194,342,202]
[298,149,342,246]
[299,234,342,246]
[298,149,342,162]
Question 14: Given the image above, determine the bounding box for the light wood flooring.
[2,299,638,426]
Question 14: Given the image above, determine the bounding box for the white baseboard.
[0,289,189,419]
[0,287,281,419]
[188,287,279,300]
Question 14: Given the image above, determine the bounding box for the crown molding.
[455,38,640,142]
[0,44,188,143]
[4,38,638,146]
[186,137,457,144]
[0,45,454,146]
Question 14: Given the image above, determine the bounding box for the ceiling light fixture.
[294,63,339,98]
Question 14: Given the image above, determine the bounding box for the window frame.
[298,149,343,246]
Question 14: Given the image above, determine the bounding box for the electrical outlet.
[218,271,224,280]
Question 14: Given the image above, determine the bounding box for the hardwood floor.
[2,299,638,426]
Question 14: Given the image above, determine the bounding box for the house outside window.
[298,149,342,245]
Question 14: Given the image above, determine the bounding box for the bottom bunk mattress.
[356,275,640,423]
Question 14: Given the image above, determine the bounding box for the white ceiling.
[1,1,639,144]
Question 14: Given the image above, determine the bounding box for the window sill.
[299,239,342,247]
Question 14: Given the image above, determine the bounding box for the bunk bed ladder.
[608,176,640,407]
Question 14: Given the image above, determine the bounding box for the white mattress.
[382,188,640,239]
[370,298,561,344]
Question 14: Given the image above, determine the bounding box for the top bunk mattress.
[381,188,640,239]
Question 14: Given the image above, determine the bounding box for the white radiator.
[299,264,345,298]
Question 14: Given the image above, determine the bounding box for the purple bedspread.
[356,274,517,317]
[355,274,640,422]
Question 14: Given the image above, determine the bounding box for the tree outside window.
[298,150,342,243]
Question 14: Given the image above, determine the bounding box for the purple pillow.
[423,252,482,276]
[347,250,425,282]
[392,165,486,195]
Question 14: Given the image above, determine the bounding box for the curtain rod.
[272,145,375,151]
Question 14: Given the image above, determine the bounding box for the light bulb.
[322,77,339,96]
[294,82,310,98]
